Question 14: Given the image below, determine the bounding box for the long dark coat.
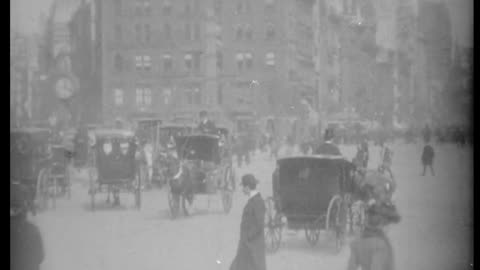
[314,142,341,155]
[347,227,394,270]
[230,193,266,270]
[10,218,45,270]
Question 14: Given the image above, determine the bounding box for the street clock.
[55,77,75,100]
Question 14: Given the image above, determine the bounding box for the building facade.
[97,0,317,124]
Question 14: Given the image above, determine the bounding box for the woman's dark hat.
[241,174,258,189]
[324,128,334,141]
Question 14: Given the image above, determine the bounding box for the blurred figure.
[378,143,394,179]
[315,128,341,155]
[347,202,400,270]
[197,110,216,134]
[230,174,266,270]
[421,141,435,176]
[11,182,45,270]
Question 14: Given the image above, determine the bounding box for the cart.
[167,134,235,218]
[88,129,142,210]
[264,155,355,253]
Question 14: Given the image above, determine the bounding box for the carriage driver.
[197,110,217,134]
[314,128,342,156]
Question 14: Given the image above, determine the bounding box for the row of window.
[113,87,201,107]
[113,52,277,72]
[113,23,276,44]
[113,0,276,16]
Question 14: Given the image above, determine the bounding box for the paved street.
[32,143,472,270]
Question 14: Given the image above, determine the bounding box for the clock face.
[55,78,74,99]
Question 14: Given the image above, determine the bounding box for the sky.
[11,0,472,47]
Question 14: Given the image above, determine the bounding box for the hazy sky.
[11,0,472,47]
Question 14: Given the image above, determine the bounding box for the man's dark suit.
[230,193,266,270]
[314,141,341,155]
[198,120,217,134]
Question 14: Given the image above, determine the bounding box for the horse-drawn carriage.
[264,155,356,253]
[167,134,235,218]
[10,128,71,213]
[88,129,142,210]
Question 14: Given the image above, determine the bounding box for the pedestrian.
[230,174,266,270]
[11,182,45,270]
[421,141,435,176]
[347,201,400,270]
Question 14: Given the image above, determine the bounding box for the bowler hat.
[241,174,258,189]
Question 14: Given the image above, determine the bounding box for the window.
[144,24,151,43]
[185,2,191,15]
[114,88,124,106]
[114,0,122,15]
[185,24,191,41]
[135,55,142,71]
[185,54,193,70]
[163,88,172,104]
[194,24,201,41]
[143,55,151,71]
[193,88,201,105]
[114,53,124,72]
[136,88,143,106]
[136,87,152,107]
[236,53,244,70]
[144,0,152,15]
[245,0,251,12]
[114,24,122,43]
[163,0,172,15]
[266,23,275,39]
[214,0,222,14]
[135,24,142,42]
[193,53,201,70]
[144,87,152,106]
[236,1,243,14]
[135,0,143,16]
[164,24,172,39]
[216,51,223,70]
[265,52,275,66]
[236,26,243,40]
[245,25,253,40]
[163,54,172,71]
[245,52,253,69]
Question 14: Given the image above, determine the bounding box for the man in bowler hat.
[315,128,342,155]
[230,174,266,270]
[197,110,217,134]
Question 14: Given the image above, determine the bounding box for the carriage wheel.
[264,197,283,252]
[35,168,50,212]
[326,195,347,253]
[167,188,180,219]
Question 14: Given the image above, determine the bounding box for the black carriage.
[264,155,355,253]
[10,128,71,213]
[167,134,235,218]
[88,129,142,210]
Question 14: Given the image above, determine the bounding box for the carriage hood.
[174,134,221,163]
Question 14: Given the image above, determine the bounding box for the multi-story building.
[69,0,103,124]
[96,0,317,125]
